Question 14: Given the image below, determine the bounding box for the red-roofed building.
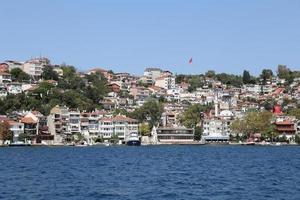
[108,83,121,93]
[88,68,113,82]
[0,63,9,73]
[274,120,296,139]
[273,104,282,115]
[273,87,284,96]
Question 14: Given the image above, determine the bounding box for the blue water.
[0,146,300,200]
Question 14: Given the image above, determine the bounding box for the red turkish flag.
[189,57,193,64]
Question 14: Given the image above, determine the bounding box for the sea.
[0,145,299,200]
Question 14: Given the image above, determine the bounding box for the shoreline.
[1,142,299,148]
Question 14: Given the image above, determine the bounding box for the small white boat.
[9,141,31,147]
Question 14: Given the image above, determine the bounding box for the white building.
[5,60,23,71]
[8,120,24,142]
[243,84,261,94]
[154,74,175,90]
[99,115,139,142]
[7,83,22,94]
[202,118,230,142]
[156,127,194,144]
[68,110,81,133]
[0,72,12,83]
[143,67,162,84]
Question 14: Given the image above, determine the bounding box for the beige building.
[47,105,70,144]
[22,57,50,80]
[154,74,175,90]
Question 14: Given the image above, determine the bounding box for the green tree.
[94,136,104,143]
[242,70,251,84]
[73,133,85,143]
[194,126,202,141]
[205,70,216,78]
[10,68,31,82]
[113,108,129,116]
[295,134,300,144]
[139,122,151,136]
[0,121,13,143]
[175,74,186,84]
[180,103,212,128]
[260,69,273,84]
[110,133,119,144]
[18,133,31,142]
[277,65,290,80]
[230,111,276,140]
[41,65,59,81]
[187,75,205,92]
[288,108,300,120]
[215,73,243,88]
[85,72,109,101]
[130,99,163,128]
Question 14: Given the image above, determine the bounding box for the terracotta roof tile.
[21,117,37,124]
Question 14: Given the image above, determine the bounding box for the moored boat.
[126,132,141,146]
[9,141,31,147]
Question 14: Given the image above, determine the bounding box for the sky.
[0,0,299,76]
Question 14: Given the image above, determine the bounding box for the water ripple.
[0,146,299,200]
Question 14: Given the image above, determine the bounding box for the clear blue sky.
[0,0,299,76]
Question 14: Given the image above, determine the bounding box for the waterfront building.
[21,112,39,136]
[156,126,194,144]
[7,120,24,142]
[47,105,71,143]
[274,119,296,140]
[79,112,107,140]
[99,115,139,142]
[68,110,81,134]
[202,118,230,142]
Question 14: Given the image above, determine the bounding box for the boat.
[126,132,141,146]
[245,141,255,145]
[9,141,31,147]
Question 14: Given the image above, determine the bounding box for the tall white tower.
[214,92,219,117]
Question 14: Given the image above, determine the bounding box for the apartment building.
[143,67,162,84]
[4,60,23,71]
[202,118,230,142]
[0,72,12,83]
[154,74,175,90]
[22,57,49,80]
[99,115,139,142]
[7,120,24,142]
[47,105,70,143]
